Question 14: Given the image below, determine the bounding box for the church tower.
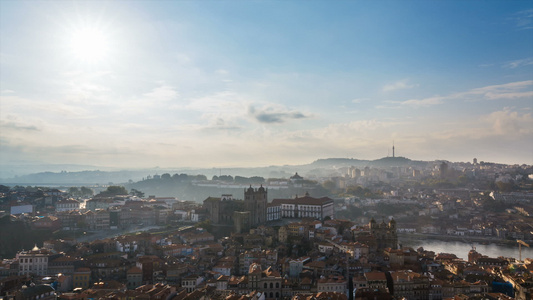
[244,185,267,227]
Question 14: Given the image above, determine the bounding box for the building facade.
[16,246,51,276]
[203,194,244,225]
[271,193,334,221]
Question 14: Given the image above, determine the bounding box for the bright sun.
[69,27,109,63]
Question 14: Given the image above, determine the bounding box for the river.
[400,238,533,261]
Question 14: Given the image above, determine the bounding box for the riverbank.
[398,233,533,259]
[398,232,519,246]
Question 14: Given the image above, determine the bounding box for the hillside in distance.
[0,156,430,185]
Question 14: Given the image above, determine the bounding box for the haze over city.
[1,1,532,170]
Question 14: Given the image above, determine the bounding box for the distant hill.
[0,156,432,185]
[310,157,428,168]
[310,158,369,167]
[369,156,428,167]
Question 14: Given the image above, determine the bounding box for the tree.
[161,173,171,180]
[130,189,145,198]
[100,185,128,196]
[195,174,207,181]
[196,219,212,232]
[80,186,94,197]
[68,187,80,197]
[219,175,233,182]
[496,181,515,192]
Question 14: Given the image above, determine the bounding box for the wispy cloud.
[399,96,444,108]
[467,80,533,99]
[351,98,369,104]
[511,9,533,30]
[248,104,310,124]
[185,91,243,112]
[383,79,418,92]
[503,57,533,69]
[143,85,179,102]
[0,120,39,131]
[484,107,533,135]
[200,116,242,132]
[398,80,533,107]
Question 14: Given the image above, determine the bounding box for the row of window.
[262,282,280,289]
[20,257,47,263]
[20,265,46,271]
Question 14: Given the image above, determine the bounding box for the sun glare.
[69,27,109,63]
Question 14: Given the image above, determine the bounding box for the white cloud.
[351,98,369,104]
[466,80,533,99]
[484,108,533,135]
[503,57,533,69]
[398,80,533,107]
[399,96,444,108]
[185,91,245,113]
[143,85,179,102]
[511,9,533,30]
[248,104,311,124]
[383,79,418,92]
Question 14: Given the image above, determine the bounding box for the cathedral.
[369,218,398,250]
[203,186,267,233]
[244,185,267,227]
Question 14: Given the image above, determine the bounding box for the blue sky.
[1,1,532,169]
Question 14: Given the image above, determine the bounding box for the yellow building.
[73,268,91,289]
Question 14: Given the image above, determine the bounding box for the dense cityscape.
[1,157,532,300]
[1,0,532,299]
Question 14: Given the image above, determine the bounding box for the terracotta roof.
[364,271,387,281]
[127,266,142,274]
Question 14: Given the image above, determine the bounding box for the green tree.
[130,189,145,198]
[496,181,515,192]
[195,174,207,181]
[196,219,212,232]
[68,187,80,197]
[80,186,93,197]
[100,185,128,196]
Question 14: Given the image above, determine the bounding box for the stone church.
[369,217,398,250]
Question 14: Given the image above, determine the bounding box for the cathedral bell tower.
[244,185,267,227]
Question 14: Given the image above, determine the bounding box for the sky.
[1,1,532,170]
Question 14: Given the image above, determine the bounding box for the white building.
[271,193,334,220]
[10,203,33,215]
[266,204,281,221]
[55,199,80,212]
[16,246,51,276]
[317,275,347,293]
